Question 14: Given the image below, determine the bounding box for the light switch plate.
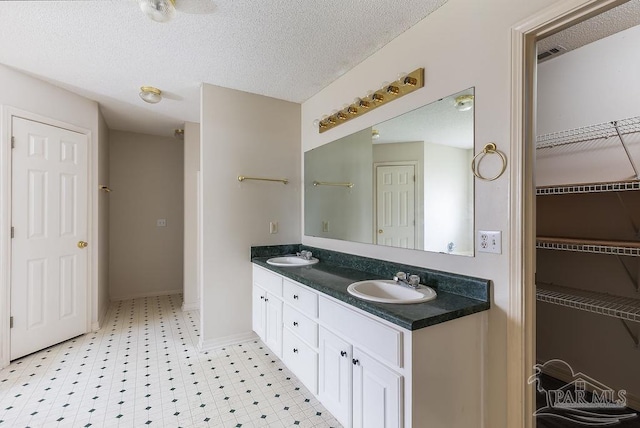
[322,221,329,232]
[269,221,278,234]
[478,230,501,254]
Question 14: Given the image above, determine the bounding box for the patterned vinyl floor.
[0,294,340,428]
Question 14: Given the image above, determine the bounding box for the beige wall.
[109,131,184,300]
[199,84,301,348]
[300,0,560,426]
[97,110,110,327]
[183,121,200,310]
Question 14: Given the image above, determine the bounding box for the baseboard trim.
[110,289,182,302]
[198,332,258,352]
[537,359,640,411]
[181,301,200,312]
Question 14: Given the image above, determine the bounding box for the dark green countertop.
[251,256,490,331]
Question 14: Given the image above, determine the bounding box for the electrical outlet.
[478,230,501,254]
[322,220,329,232]
[269,221,278,234]
[157,219,167,227]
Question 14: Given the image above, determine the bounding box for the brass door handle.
[77,241,88,249]
[378,229,383,234]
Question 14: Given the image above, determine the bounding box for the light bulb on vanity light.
[139,0,176,23]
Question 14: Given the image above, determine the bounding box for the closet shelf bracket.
[619,319,639,349]
[613,121,640,181]
[616,255,639,293]
[614,193,640,238]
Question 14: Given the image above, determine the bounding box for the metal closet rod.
[313,181,354,188]
[238,176,288,184]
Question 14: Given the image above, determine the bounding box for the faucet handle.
[394,272,407,282]
[408,275,420,286]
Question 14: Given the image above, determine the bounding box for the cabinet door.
[252,285,266,340]
[319,328,352,428]
[352,348,403,428]
[264,294,283,358]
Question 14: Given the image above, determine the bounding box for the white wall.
[97,110,110,327]
[537,24,640,186]
[199,84,301,348]
[300,0,559,426]
[424,143,474,255]
[305,128,373,243]
[183,121,200,311]
[0,64,105,338]
[109,131,184,300]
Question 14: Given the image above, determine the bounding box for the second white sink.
[347,279,437,304]
[266,256,319,267]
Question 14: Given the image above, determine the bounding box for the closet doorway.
[533,1,640,426]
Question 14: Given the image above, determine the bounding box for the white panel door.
[10,117,89,360]
[376,165,415,249]
[318,327,352,427]
[352,348,403,428]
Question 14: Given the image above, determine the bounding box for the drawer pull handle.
[352,358,359,366]
[340,351,347,357]
[264,298,269,302]
[293,348,299,353]
[293,322,298,327]
[260,296,264,300]
[293,295,299,300]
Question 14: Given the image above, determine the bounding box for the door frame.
[0,106,95,368]
[372,161,423,249]
[508,0,628,426]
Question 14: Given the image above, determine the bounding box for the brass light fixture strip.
[318,68,424,134]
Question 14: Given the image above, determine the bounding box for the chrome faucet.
[297,250,313,260]
[393,271,420,289]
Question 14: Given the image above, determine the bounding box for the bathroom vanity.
[251,245,490,428]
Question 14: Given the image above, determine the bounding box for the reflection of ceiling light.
[372,129,380,140]
[454,94,474,112]
[139,86,162,104]
[139,0,176,23]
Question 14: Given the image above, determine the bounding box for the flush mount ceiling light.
[139,0,176,23]
[454,94,474,112]
[139,86,162,104]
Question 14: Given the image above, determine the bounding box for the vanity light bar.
[318,68,425,134]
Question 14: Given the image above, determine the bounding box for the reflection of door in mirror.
[375,164,416,249]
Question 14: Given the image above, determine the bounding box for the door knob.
[77,241,88,249]
[378,229,383,234]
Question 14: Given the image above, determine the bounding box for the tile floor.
[0,294,341,428]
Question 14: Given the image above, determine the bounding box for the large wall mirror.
[305,87,475,256]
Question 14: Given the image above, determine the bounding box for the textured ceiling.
[374,88,474,149]
[0,0,448,137]
[538,0,640,62]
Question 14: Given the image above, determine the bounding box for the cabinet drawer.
[319,296,402,368]
[283,280,318,317]
[282,329,318,394]
[283,305,318,347]
[253,265,282,296]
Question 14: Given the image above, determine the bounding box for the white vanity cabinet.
[252,264,486,428]
[252,266,283,358]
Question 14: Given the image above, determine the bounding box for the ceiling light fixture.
[139,86,162,104]
[174,128,184,139]
[372,129,380,140]
[454,94,474,112]
[139,0,176,23]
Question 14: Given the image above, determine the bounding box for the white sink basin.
[266,256,319,267]
[347,279,437,304]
